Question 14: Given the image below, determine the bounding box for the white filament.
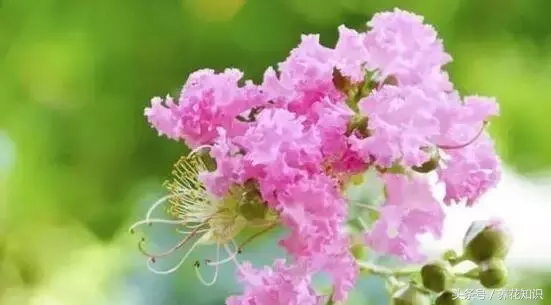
[194,243,221,286]
[146,233,205,275]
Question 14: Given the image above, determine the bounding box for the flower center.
[166,153,278,245]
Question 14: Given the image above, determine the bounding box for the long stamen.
[182,222,209,229]
[138,222,206,260]
[146,195,173,222]
[438,121,487,150]
[129,218,188,234]
[194,243,221,286]
[237,223,277,253]
[225,242,246,275]
[206,240,239,267]
[146,234,205,275]
[176,227,208,234]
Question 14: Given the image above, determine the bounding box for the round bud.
[436,291,465,305]
[390,284,431,305]
[412,155,440,173]
[479,258,508,289]
[421,261,453,293]
[463,219,512,263]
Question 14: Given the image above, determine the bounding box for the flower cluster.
[133,8,503,305]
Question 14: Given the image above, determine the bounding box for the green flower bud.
[390,284,431,305]
[421,261,453,292]
[479,258,508,289]
[463,219,512,263]
[436,291,465,305]
[412,155,440,173]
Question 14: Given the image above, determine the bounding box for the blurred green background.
[2,0,551,304]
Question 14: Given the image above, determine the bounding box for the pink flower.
[311,99,365,175]
[438,132,501,206]
[262,35,343,121]
[145,69,266,148]
[226,260,323,305]
[313,98,354,157]
[231,108,324,205]
[144,96,181,140]
[350,85,440,168]
[333,25,368,83]
[236,108,322,167]
[462,96,500,121]
[434,95,499,139]
[364,8,452,85]
[277,175,358,302]
[199,128,246,197]
[434,95,501,205]
[365,174,444,262]
[228,108,358,301]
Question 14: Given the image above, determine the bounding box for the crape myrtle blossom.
[349,84,442,168]
[262,34,343,121]
[365,174,445,263]
[145,68,267,148]
[362,9,453,86]
[205,108,358,301]
[434,95,501,205]
[133,7,503,305]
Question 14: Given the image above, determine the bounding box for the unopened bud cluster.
[391,284,431,305]
[418,260,466,305]
[463,219,511,289]
[392,219,513,305]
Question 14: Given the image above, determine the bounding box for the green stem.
[358,261,419,277]
[346,88,360,113]
[324,290,335,305]
[455,267,480,280]
[449,254,469,266]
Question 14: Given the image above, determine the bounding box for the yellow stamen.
[131,149,280,282]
